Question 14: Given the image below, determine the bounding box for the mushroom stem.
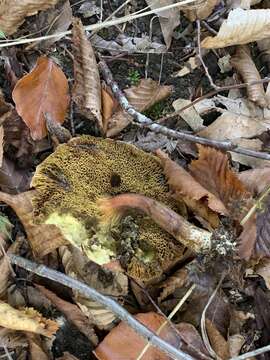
[97,194,212,253]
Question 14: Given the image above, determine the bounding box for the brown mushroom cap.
[31,136,184,282]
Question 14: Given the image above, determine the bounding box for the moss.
[31,136,184,282]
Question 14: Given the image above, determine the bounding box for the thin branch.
[196,20,220,91]
[8,254,194,360]
[230,344,270,360]
[0,0,196,49]
[158,77,270,123]
[99,61,270,161]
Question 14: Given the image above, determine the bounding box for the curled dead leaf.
[231,46,268,107]
[106,79,173,137]
[238,168,270,196]
[0,301,58,337]
[201,9,270,48]
[12,56,70,140]
[72,18,103,132]
[0,0,60,35]
[27,334,50,360]
[0,191,67,257]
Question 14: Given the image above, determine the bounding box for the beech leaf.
[0,301,58,337]
[72,18,103,132]
[201,9,270,48]
[189,145,253,220]
[12,56,70,140]
[231,46,268,107]
[106,79,173,137]
[0,0,60,35]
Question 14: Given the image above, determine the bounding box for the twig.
[8,254,194,360]
[99,61,270,161]
[137,284,196,360]
[196,20,220,91]
[158,77,270,123]
[230,344,270,360]
[0,0,197,49]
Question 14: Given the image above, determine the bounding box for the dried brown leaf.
[0,301,58,337]
[201,9,270,48]
[106,79,173,137]
[189,145,252,220]
[238,168,270,196]
[156,149,224,226]
[205,319,230,360]
[0,157,31,194]
[101,84,118,133]
[231,46,268,107]
[94,312,182,360]
[0,327,27,349]
[0,191,67,257]
[255,258,270,289]
[12,56,69,140]
[184,0,219,21]
[36,284,98,345]
[59,246,119,330]
[145,0,180,48]
[228,334,245,357]
[27,334,50,360]
[72,18,103,132]
[257,38,270,72]
[0,0,60,35]
[158,268,188,302]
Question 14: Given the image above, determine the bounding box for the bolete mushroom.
[31,136,187,282]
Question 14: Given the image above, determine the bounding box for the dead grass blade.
[231,46,268,107]
[0,0,60,35]
[201,9,270,48]
[72,18,103,133]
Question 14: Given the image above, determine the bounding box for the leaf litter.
[1,1,270,359]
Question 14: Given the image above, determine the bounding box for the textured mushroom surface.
[31,136,184,282]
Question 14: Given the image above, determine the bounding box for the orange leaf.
[189,145,252,220]
[94,312,181,360]
[12,56,69,140]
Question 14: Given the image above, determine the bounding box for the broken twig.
[8,254,194,360]
[99,61,270,161]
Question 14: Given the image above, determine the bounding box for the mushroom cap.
[31,136,184,282]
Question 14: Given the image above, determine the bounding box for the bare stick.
[158,77,270,123]
[8,254,194,360]
[231,344,270,360]
[196,20,220,91]
[99,61,270,161]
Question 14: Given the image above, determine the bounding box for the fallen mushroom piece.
[97,194,212,253]
[31,136,185,282]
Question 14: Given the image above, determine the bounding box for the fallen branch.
[8,254,194,360]
[158,79,270,123]
[99,61,270,161]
